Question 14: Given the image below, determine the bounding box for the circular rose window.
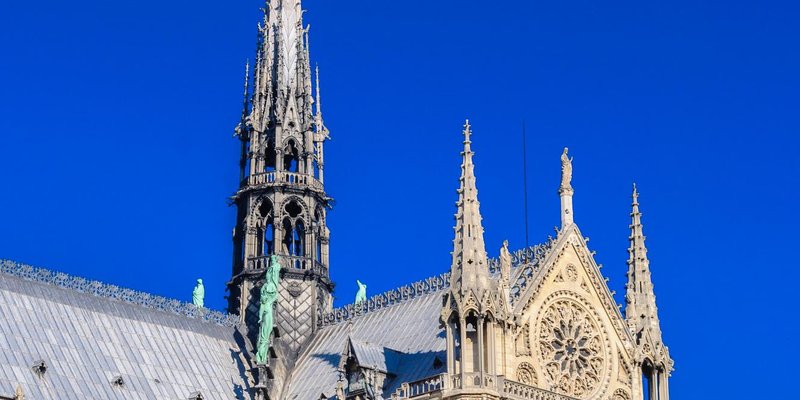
[536,298,607,398]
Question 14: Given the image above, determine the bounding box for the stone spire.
[249,0,314,133]
[625,184,661,337]
[625,184,673,400]
[449,120,490,295]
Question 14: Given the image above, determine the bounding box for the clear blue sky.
[1,1,798,398]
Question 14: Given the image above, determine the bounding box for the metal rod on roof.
[522,121,530,257]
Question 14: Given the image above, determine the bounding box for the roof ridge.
[318,272,451,327]
[317,240,556,327]
[0,259,241,327]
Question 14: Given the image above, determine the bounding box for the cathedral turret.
[228,0,332,396]
[624,184,673,400]
[441,121,512,395]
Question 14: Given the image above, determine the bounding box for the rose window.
[537,299,606,398]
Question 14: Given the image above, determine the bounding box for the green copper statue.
[355,280,367,305]
[192,279,204,308]
[256,255,281,365]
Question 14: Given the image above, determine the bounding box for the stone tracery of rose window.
[536,298,606,398]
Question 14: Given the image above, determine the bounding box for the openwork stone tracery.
[536,297,607,398]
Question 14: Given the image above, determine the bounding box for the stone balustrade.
[389,373,579,400]
[245,171,324,191]
[247,255,327,277]
[502,380,579,400]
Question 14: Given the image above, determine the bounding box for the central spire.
[249,0,314,133]
[450,120,489,295]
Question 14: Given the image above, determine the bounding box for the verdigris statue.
[192,279,204,308]
[355,280,367,304]
[256,255,281,365]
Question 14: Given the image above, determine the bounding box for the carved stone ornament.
[537,298,607,398]
[612,388,631,400]
[516,362,537,386]
[287,281,303,298]
[566,265,578,282]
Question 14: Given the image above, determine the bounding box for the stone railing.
[0,260,240,327]
[247,255,327,277]
[508,238,556,303]
[390,374,578,400]
[318,273,450,327]
[317,240,558,327]
[450,373,499,391]
[391,374,448,399]
[487,239,555,275]
[245,171,324,192]
[503,380,579,400]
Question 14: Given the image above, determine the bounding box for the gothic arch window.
[258,200,275,256]
[313,209,323,262]
[284,139,300,173]
[282,199,307,268]
[641,359,661,400]
[264,138,276,172]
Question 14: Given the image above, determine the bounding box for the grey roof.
[0,262,252,400]
[286,291,447,400]
[348,338,402,374]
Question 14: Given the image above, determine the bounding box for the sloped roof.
[286,291,447,400]
[0,261,252,400]
[347,338,402,374]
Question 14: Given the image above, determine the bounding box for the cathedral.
[0,1,673,399]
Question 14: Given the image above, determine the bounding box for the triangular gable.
[512,224,635,351]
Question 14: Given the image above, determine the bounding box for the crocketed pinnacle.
[625,184,662,338]
[450,120,490,295]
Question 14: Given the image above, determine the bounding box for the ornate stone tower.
[625,185,673,400]
[441,121,513,398]
[228,0,332,393]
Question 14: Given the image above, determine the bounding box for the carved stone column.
[459,316,467,388]
[477,315,485,386]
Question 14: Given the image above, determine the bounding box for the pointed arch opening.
[284,139,300,173]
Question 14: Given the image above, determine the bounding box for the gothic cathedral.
[226,1,674,400]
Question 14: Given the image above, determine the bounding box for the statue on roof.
[560,147,573,191]
[192,279,204,308]
[355,280,367,305]
[500,240,511,283]
[256,255,282,365]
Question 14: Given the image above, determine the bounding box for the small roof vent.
[110,376,125,388]
[188,392,204,400]
[31,360,47,377]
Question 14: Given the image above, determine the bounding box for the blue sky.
[1,1,798,398]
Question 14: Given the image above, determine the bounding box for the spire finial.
[632,182,639,204]
[463,119,472,143]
